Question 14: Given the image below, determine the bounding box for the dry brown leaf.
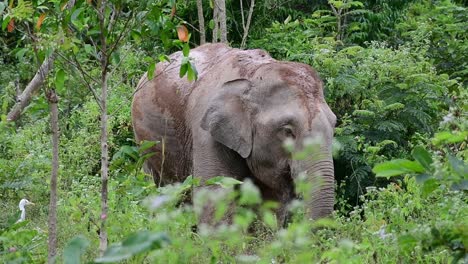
[36,13,46,30]
[177,25,189,42]
[7,18,14,33]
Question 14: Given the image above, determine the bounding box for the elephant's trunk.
[292,149,335,220]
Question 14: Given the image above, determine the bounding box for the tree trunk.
[218,0,227,43]
[196,0,206,45]
[98,0,109,256]
[6,55,55,122]
[46,89,59,264]
[240,0,255,49]
[212,3,219,42]
[212,0,227,43]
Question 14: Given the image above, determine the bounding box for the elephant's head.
[201,62,336,224]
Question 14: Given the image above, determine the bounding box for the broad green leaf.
[412,146,433,171]
[2,15,11,30]
[63,236,89,264]
[139,152,155,161]
[147,61,156,80]
[187,62,198,81]
[55,69,66,90]
[373,159,425,178]
[138,140,157,153]
[95,231,169,263]
[205,176,242,188]
[179,63,188,78]
[158,54,170,62]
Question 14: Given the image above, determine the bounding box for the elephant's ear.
[201,79,252,158]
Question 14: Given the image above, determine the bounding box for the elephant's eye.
[281,125,295,139]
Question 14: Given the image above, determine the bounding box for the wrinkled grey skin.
[132,43,336,226]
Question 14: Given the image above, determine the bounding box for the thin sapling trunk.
[46,89,59,263]
[196,0,206,45]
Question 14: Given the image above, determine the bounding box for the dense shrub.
[1,0,466,262]
[395,0,468,83]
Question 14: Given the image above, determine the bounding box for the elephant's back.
[133,43,274,127]
[131,43,276,183]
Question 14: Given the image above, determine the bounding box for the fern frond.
[375,120,406,133]
[353,109,375,118]
[384,103,405,111]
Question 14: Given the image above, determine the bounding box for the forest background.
[0,0,467,263]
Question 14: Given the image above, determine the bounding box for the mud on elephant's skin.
[131,43,336,226]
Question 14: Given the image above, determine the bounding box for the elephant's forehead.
[248,72,320,128]
[252,62,323,101]
[255,102,306,125]
[249,81,299,104]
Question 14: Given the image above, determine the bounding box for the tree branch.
[240,0,255,49]
[6,55,56,122]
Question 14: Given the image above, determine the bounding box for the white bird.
[17,198,35,223]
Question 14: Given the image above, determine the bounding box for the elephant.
[131,43,336,226]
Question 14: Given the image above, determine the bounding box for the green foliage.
[63,236,89,264]
[350,0,417,44]
[94,231,170,263]
[0,221,43,263]
[370,92,467,262]
[395,0,468,82]
[374,89,467,193]
[1,0,467,263]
